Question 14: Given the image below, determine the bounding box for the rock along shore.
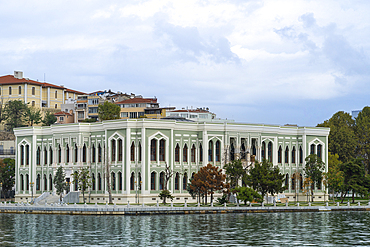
[1,202,370,216]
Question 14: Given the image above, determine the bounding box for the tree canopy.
[2,100,28,131]
[0,158,15,197]
[244,160,286,202]
[224,159,245,190]
[98,101,120,121]
[73,168,92,203]
[323,153,344,203]
[304,154,325,201]
[54,166,67,202]
[355,106,370,172]
[42,110,57,126]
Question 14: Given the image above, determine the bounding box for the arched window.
[26,174,29,190]
[131,142,135,161]
[230,142,235,161]
[299,146,303,164]
[44,174,47,191]
[118,172,122,191]
[91,144,95,163]
[175,144,180,162]
[241,143,246,160]
[268,142,272,162]
[118,139,123,162]
[98,144,102,163]
[74,171,78,191]
[36,174,40,191]
[111,172,116,191]
[36,147,40,165]
[49,146,53,165]
[82,144,86,163]
[150,139,157,161]
[183,173,188,190]
[183,144,188,163]
[98,173,102,191]
[292,146,296,164]
[58,145,62,163]
[138,142,142,162]
[32,87,35,95]
[25,145,29,165]
[44,147,47,165]
[300,174,303,190]
[74,144,78,163]
[317,144,322,159]
[285,146,289,163]
[310,144,315,155]
[159,172,165,190]
[138,172,142,190]
[92,173,95,190]
[215,140,220,162]
[291,174,295,191]
[278,146,282,163]
[18,86,21,94]
[262,141,266,160]
[199,143,203,162]
[208,140,213,162]
[55,90,58,99]
[49,174,53,191]
[8,86,12,95]
[175,172,179,190]
[21,145,24,165]
[66,144,70,163]
[20,174,24,190]
[159,139,165,161]
[191,144,196,163]
[111,139,116,162]
[130,172,135,190]
[151,172,156,190]
[285,173,289,188]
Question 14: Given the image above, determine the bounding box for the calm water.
[1,211,370,246]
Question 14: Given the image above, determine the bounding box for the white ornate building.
[14,119,329,203]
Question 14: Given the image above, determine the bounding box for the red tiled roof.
[54,111,72,116]
[115,98,158,104]
[0,75,85,94]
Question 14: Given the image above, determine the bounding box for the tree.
[355,106,370,172]
[42,110,57,126]
[244,160,286,203]
[98,101,120,121]
[324,153,344,203]
[340,157,370,203]
[2,100,28,131]
[304,154,325,202]
[73,168,92,203]
[81,118,97,123]
[317,111,356,163]
[224,159,245,190]
[0,158,15,199]
[190,164,229,204]
[233,187,262,205]
[54,166,67,202]
[159,162,174,204]
[25,107,42,126]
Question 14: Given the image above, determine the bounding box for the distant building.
[166,107,234,123]
[55,111,74,124]
[0,71,84,110]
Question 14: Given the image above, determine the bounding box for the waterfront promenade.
[1,201,370,216]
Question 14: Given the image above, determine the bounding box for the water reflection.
[0,212,370,246]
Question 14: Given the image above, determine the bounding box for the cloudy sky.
[1,0,369,126]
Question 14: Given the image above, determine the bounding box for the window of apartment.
[0,88,2,95]
[55,90,58,99]
[88,107,98,114]
[32,101,35,107]
[32,87,35,95]
[78,112,84,119]
[138,112,144,118]
[130,112,137,118]
[121,112,128,118]
[18,86,21,95]
[55,104,57,109]
[9,87,12,95]
[59,116,64,121]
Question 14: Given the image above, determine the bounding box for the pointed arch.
[215,140,220,162]
[191,144,196,163]
[183,144,188,163]
[150,139,157,161]
[131,142,135,162]
[151,172,156,190]
[292,146,296,164]
[175,143,180,162]
[278,146,282,163]
[183,172,188,190]
[285,146,289,163]
[208,140,213,162]
[199,143,203,162]
[66,144,70,163]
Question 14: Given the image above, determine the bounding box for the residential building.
[115,97,163,119]
[0,71,84,110]
[14,119,329,203]
[55,111,74,124]
[167,107,234,123]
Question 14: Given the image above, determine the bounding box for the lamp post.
[30,182,34,203]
